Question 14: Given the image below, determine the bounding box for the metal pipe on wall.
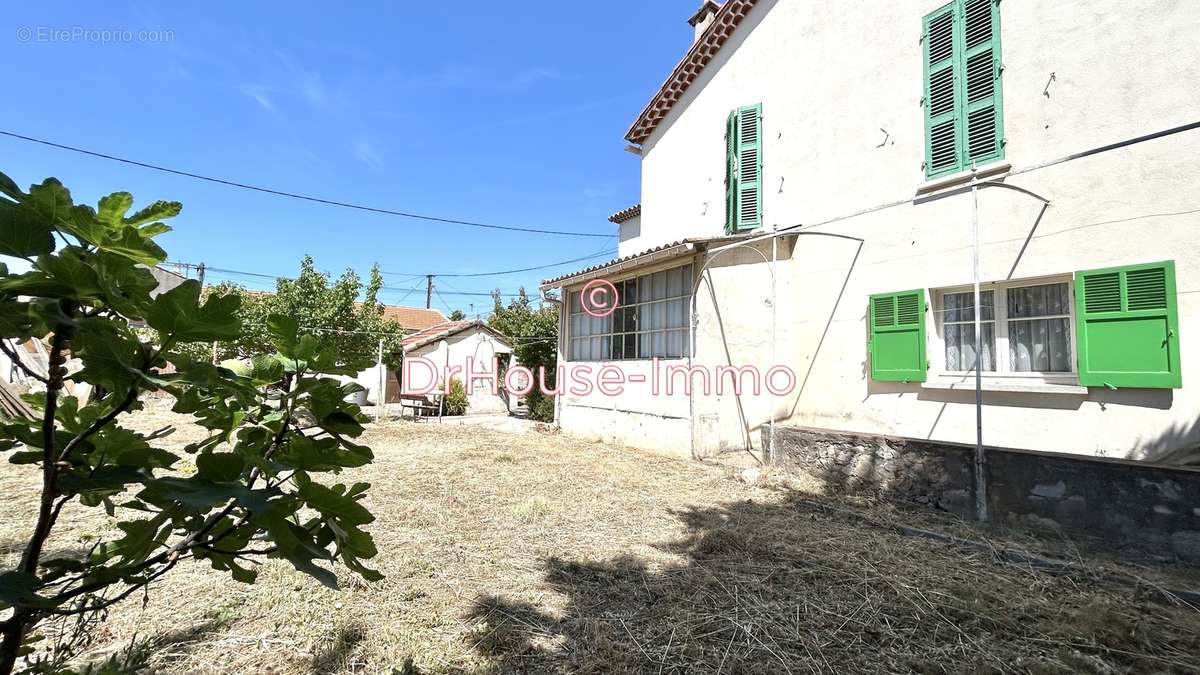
[970,176,987,522]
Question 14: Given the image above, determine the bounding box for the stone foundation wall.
[763,426,1200,561]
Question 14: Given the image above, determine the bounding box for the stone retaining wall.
[763,426,1200,561]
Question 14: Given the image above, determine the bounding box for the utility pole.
[425,274,434,309]
[196,262,206,290]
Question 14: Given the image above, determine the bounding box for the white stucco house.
[541,0,1200,462]
[391,320,515,414]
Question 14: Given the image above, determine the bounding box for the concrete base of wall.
[763,426,1200,562]
[558,403,692,458]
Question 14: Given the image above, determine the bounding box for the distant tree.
[449,309,466,321]
[488,289,558,422]
[178,257,404,370]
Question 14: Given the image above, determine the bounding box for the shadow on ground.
[465,490,1200,674]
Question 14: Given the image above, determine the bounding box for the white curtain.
[943,291,995,371]
[1007,283,1071,372]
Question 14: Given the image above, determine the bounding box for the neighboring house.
[353,305,448,404]
[541,0,1200,461]
[396,320,514,414]
[377,305,448,333]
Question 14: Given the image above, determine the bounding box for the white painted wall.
[405,329,513,414]
[554,0,1200,461]
[617,215,642,258]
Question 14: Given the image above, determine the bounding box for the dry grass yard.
[3,410,1200,673]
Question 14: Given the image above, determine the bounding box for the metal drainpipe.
[769,226,778,462]
[970,172,988,522]
[964,175,1052,523]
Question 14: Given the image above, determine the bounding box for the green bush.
[527,390,555,423]
[443,379,469,416]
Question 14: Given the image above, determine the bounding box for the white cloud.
[236,84,277,112]
[353,142,384,168]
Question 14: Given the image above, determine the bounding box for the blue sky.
[1,2,698,317]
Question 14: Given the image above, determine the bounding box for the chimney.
[688,1,721,43]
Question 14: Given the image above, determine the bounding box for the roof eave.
[540,243,695,290]
[624,0,758,146]
[401,320,512,353]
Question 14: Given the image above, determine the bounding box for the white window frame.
[930,274,1078,385]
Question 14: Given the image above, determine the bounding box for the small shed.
[398,320,514,414]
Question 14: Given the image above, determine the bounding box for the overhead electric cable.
[0,129,612,238]
[383,249,617,278]
[171,261,526,298]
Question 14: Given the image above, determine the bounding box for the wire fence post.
[375,338,384,424]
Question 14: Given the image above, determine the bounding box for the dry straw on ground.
[2,409,1198,673]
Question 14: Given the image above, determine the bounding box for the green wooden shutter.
[869,289,928,382]
[1075,261,1181,389]
[724,110,738,234]
[962,0,1003,167]
[923,3,961,178]
[923,0,1003,178]
[734,103,762,231]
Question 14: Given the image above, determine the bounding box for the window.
[725,104,762,233]
[922,0,1003,178]
[873,262,1181,390]
[1007,283,1072,372]
[943,290,995,371]
[936,281,1072,375]
[568,264,692,361]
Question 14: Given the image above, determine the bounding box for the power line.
[432,287,456,315]
[176,261,528,298]
[0,129,612,239]
[388,278,427,305]
[383,249,616,278]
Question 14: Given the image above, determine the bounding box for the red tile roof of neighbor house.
[377,306,447,332]
[625,0,759,145]
[400,320,511,352]
[607,204,641,224]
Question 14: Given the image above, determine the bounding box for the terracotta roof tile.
[626,0,758,145]
[400,320,511,352]
[607,204,641,224]
[377,306,448,332]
